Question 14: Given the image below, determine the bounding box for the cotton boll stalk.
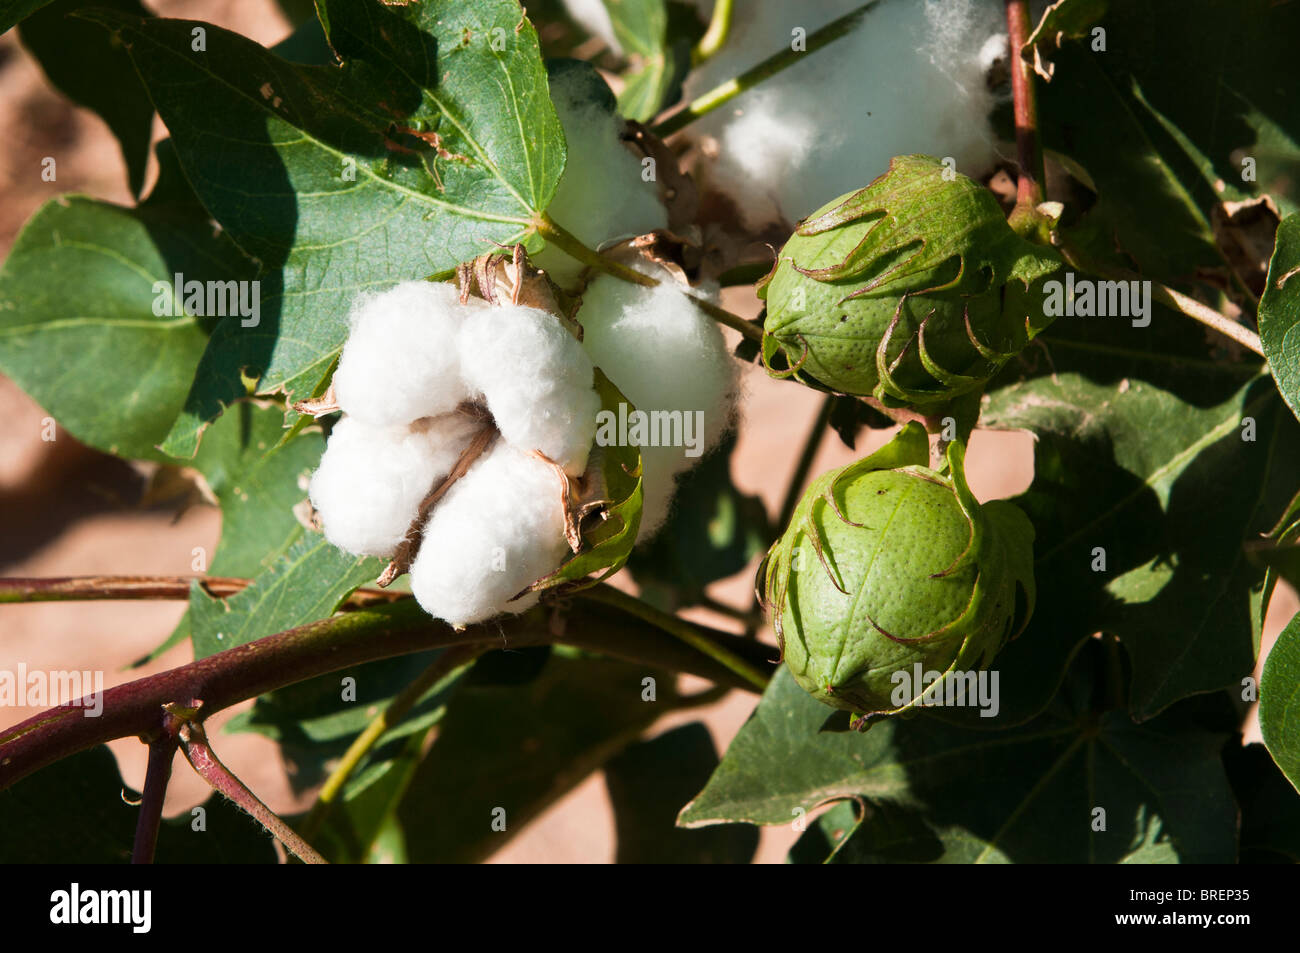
[535,61,668,287]
[458,302,601,476]
[308,414,482,558]
[333,280,481,428]
[684,0,1006,228]
[410,441,571,627]
[577,271,738,537]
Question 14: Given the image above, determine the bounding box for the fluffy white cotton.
[333,281,480,428]
[577,272,737,537]
[684,0,1006,227]
[309,414,481,558]
[458,303,601,476]
[410,441,571,627]
[535,62,669,287]
[560,0,622,53]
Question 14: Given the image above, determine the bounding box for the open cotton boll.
[535,61,668,287]
[684,0,1005,228]
[577,272,737,537]
[458,302,601,476]
[309,414,481,558]
[333,280,480,428]
[410,441,571,627]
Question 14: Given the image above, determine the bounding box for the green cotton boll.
[760,422,1036,723]
[758,154,1064,407]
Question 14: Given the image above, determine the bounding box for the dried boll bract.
[409,440,573,627]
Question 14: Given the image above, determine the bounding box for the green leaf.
[83,1,565,455]
[605,0,696,122]
[605,722,758,863]
[1039,0,1300,284]
[1260,610,1300,794]
[684,649,1238,863]
[0,155,255,461]
[0,0,51,34]
[982,368,1298,723]
[532,369,643,591]
[189,534,382,659]
[226,648,461,796]
[397,649,672,862]
[20,0,155,196]
[0,745,278,863]
[1260,213,1300,422]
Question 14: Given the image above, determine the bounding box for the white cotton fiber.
[309,414,481,558]
[536,62,669,287]
[577,272,737,537]
[458,303,600,476]
[332,280,480,428]
[410,441,571,627]
[684,0,1006,227]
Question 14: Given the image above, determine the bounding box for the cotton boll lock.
[332,280,482,428]
[409,440,573,627]
[577,265,738,537]
[308,413,483,558]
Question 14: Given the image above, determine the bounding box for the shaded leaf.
[605,722,757,863]
[684,648,1237,863]
[1259,213,1300,422]
[1260,610,1300,794]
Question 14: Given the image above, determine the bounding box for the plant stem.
[0,575,401,607]
[131,736,177,864]
[777,395,835,533]
[0,594,771,791]
[580,584,772,690]
[1152,282,1265,357]
[654,1,882,138]
[299,645,483,842]
[180,720,326,864]
[535,214,655,286]
[1006,0,1045,208]
[534,214,764,343]
[693,0,734,63]
[1053,236,1267,357]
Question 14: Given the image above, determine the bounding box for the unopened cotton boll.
[535,61,668,287]
[684,0,1006,227]
[308,414,482,558]
[410,441,571,627]
[458,303,601,476]
[577,272,737,536]
[332,280,480,428]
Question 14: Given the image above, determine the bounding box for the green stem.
[580,584,772,691]
[653,1,881,138]
[693,0,734,63]
[534,214,765,343]
[299,644,485,842]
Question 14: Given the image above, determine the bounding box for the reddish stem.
[130,735,178,864]
[0,575,401,607]
[1006,0,1045,207]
